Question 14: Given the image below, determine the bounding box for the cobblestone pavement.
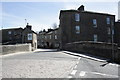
[1,49,79,78]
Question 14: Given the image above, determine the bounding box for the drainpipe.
[111,20,114,62]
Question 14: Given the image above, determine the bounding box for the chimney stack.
[78,5,84,11]
[26,23,32,30]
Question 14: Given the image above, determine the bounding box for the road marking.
[89,72,118,77]
[76,61,79,64]
[68,76,72,78]
[109,63,119,67]
[78,57,81,60]
[79,71,118,77]
[79,71,86,77]
[71,70,77,75]
[74,65,77,69]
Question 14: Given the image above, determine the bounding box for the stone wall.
[116,48,120,63]
[1,44,31,55]
[64,41,119,63]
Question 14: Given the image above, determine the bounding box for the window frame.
[93,34,97,42]
[75,13,80,22]
[55,35,57,39]
[75,26,80,34]
[27,33,32,40]
[93,19,97,28]
[106,17,110,24]
[107,27,111,35]
[8,31,12,34]
[49,35,52,39]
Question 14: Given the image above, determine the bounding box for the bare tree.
[52,23,57,29]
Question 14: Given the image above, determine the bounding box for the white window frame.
[55,35,57,39]
[112,29,114,35]
[28,33,32,40]
[75,26,80,34]
[45,36,47,39]
[93,19,97,28]
[94,34,97,42]
[50,35,51,39]
[106,17,110,24]
[8,31,12,34]
[75,13,80,21]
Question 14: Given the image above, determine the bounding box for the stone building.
[37,31,47,48]
[22,24,37,50]
[114,21,120,46]
[59,5,115,49]
[1,23,37,50]
[2,28,23,44]
[52,28,60,48]
[46,28,60,48]
[37,28,60,49]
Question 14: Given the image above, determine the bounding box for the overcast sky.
[1,1,120,32]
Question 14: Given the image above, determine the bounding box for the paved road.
[1,49,120,79]
[64,51,119,79]
[2,49,79,78]
[68,57,119,79]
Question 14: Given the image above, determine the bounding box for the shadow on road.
[100,62,109,67]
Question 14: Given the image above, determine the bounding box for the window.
[106,17,110,24]
[14,31,16,35]
[107,27,111,35]
[112,29,114,35]
[50,35,51,39]
[45,36,47,39]
[108,39,111,43]
[42,35,44,39]
[75,13,80,21]
[28,33,32,40]
[111,21,114,26]
[55,35,57,39]
[93,34,97,42]
[75,26,80,34]
[8,31,12,34]
[9,37,12,40]
[93,19,97,27]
